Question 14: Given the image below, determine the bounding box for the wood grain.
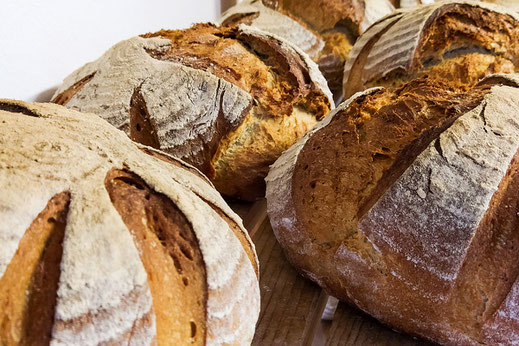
[325,302,433,346]
[251,217,325,346]
[229,199,267,238]
[229,200,434,346]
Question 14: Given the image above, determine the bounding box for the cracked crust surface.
[0,100,260,345]
[220,0,395,100]
[343,1,519,98]
[52,23,332,200]
[266,74,519,345]
[398,0,519,11]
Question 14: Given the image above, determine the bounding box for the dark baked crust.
[129,87,161,149]
[142,24,329,119]
[292,77,490,250]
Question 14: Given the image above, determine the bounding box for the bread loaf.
[52,23,333,201]
[343,1,519,98]
[220,0,395,100]
[0,100,260,345]
[396,0,519,11]
[266,74,519,345]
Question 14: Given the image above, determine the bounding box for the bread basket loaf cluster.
[2,0,519,344]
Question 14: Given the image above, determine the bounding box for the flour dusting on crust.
[0,100,259,345]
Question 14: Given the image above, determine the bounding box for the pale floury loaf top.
[0,100,260,345]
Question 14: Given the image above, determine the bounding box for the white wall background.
[0,0,235,101]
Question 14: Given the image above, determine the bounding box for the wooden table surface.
[229,200,434,346]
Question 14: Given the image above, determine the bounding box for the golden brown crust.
[142,24,329,119]
[105,169,207,345]
[211,106,319,200]
[283,80,492,306]
[316,30,355,99]
[264,0,372,98]
[267,74,519,344]
[52,23,331,201]
[0,192,70,345]
[417,5,519,65]
[52,73,96,106]
[264,0,366,34]
[141,24,331,200]
[344,2,519,97]
[370,53,516,92]
[293,77,489,249]
[222,0,394,102]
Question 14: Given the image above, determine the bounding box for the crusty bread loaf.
[220,0,395,100]
[343,1,519,98]
[0,100,260,345]
[397,0,519,11]
[52,23,333,201]
[266,74,519,345]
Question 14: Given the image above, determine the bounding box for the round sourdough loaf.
[0,100,260,345]
[52,23,333,201]
[396,0,519,11]
[343,1,519,98]
[220,0,395,100]
[266,74,519,345]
